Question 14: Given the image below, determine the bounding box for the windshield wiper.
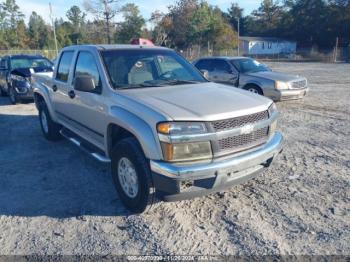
[115,83,162,89]
[160,79,200,85]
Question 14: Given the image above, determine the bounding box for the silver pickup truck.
[32,45,283,213]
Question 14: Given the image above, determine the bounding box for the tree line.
[0,0,349,51]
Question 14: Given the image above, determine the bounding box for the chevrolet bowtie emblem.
[241,124,254,135]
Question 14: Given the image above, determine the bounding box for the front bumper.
[269,87,309,101]
[150,132,283,201]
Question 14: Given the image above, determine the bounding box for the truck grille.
[291,80,307,89]
[211,110,269,132]
[211,111,270,156]
[217,127,269,153]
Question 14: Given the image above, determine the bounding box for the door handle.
[68,90,75,99]
[52,85,57,92]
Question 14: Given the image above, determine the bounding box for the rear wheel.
[244,84,263,95]
[38,102,62,141]
[0,86,6,96]
[111,137,157,213]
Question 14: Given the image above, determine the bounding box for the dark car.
[0,54,53,104]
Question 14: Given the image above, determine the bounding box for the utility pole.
[49,3,58,57]
[237,17,240,56]
[103,0,111,44]
[334,37,339,63]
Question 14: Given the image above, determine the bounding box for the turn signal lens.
[157,122,207,135]
[157,123,171,134]
[269,120,277,135]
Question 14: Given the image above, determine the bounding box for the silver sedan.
[193,56,308,101]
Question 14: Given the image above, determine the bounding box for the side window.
[74,51,101,90]
[212,60,231,73]
[56,51,74,82]
[195,59,212,72]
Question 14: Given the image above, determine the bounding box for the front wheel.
[111,137,157,213]
[8,85,18,104]
[38,103,62,141]
[244,85,263,95]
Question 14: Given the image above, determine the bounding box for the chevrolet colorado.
[32,45,283,213]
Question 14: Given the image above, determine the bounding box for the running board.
[60,129,111,163]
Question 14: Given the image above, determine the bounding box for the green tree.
[66,5,86,31]
[84,0,121,44]
[28,12,49,49]
[189,1,211,46]
[0,0,24,47]
[115,3,145,43]
[225,2,243,32]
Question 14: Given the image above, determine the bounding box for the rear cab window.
[56,51,74,82]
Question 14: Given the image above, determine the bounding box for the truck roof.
[61,44,170,52]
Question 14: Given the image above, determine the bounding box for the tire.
[244,84,263,95]
[8,85,18,104]
[38,102,62,141]
[0,86,6,96]
[111,137,157,213]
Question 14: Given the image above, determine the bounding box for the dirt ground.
[0,62,349,256]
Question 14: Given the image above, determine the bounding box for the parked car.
[0,54,53,104]
[33,45,283,213]
[193,56,308,101]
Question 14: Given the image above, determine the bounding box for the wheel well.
[243,84,263,95]
[33,93,45,110]
[107,124,138,156]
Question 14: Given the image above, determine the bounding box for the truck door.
[51,51,75,120]
[64,50,107,148]
[210,59,238,85]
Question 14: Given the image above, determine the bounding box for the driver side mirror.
[200,69,209,79]
[74,75,96,92]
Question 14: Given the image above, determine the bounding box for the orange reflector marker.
[157,123,171,134]
[161,143,174,161]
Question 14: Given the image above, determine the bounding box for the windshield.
[11,57,53,70]
[231,58,270,73]
[100,49,207,89]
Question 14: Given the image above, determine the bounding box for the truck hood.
[120,82,272,121]
[246,71,302,82]
[11,67,53,78]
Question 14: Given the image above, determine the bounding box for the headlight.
[157,122,212,161]
[157,122,207,135]
[275,81,290,90]
[11,74,27,82]
[161,141,212,162]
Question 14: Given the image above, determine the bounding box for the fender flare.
[33,84,58,122]
[108,106,162,160]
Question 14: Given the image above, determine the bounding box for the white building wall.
[242,40,296,55]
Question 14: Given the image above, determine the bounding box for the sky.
[16,0,261,23]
